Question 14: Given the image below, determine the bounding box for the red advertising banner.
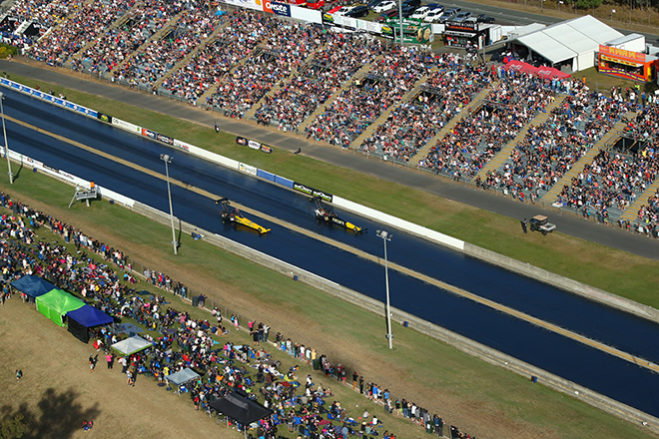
[599,45,645,64]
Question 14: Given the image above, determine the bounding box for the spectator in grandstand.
[305,45,438,147]
[360,57,489,162]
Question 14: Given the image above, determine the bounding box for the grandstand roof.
[515,15,623,64]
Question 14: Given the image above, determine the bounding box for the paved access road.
[441,0,658,42]
[3,61,656,260]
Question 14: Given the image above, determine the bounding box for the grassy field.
[0,138,656,438]
[6,71,658,309]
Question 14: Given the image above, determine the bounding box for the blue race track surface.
[4,88,659,416]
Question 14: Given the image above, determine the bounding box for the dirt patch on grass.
[0,298,228,439]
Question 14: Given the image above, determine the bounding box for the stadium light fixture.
[0,92,13,184]
[160,153,177,255]
[376,229,393,349]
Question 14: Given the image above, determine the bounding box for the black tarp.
[209,391,272,425]
[68,317,90,343]
[66,305,113,343]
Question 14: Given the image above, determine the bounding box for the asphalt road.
[2,59,657,260]
[440,0,659,42]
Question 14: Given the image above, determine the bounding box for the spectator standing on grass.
[105,352,113,369]
[15,369,22,382]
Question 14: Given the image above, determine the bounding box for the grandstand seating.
[2,0,653,237]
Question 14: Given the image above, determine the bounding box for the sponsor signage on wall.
[262,0,290,15]
[293,182,333,202]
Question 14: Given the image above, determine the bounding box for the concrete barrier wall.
[463,243,659,324]
[332,192,658,324]
[332,195,465,251]
[11,150,134,207]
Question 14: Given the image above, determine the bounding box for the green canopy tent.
[36,289,85,327]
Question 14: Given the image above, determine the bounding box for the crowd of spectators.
[26,0,136,66]
[0,192,482,437]
[254,33,382,132]
[304,46,438,147]
[0,0,79,37]
[112,3,223,88]
[72,0,184,75]
[360,57,489,162]
[420,69,554,181]
[476,81,633,203]
[205,20,325,118]
[160,11,268,104]
[554,147,658,222]
[10,0,659,238]
[624,101,659,145]
[632,188,659,238]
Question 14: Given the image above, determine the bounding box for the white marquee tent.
[111,335,152,355]
[513,15,623,72]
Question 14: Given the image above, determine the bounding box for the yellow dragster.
[217,198,271,235]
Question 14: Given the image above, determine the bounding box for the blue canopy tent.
[66,305,114,343]
[11,275,56,298]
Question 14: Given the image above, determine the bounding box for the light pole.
[160,153,177,255]
[376,229,393,349]
[398,0,403,45]
[0,92,13,184]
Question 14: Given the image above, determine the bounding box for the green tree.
[0,414,27,439]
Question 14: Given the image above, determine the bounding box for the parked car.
[401,6,417,17]
[452,10,472,22]
[367,0,387,9]
[334,5,354,15]
[423,8,444,22]
[382,7,399,18]
[306,0,325,9]
[476,14,495,23]
[345,4,369,16]
[372,0,396,12]
[402,0,420,8]
[437,7,459,22]
[529,215,556,235]
[409,5,433,19]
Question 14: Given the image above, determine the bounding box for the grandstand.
[0,0,651,238]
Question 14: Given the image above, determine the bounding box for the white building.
[511,15,630,73]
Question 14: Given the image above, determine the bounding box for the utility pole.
[0,92,13,184]
[160,154,178,255]
[377,229,393,349]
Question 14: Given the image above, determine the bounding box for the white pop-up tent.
[111,335,152,355]
[166,368,200,386]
